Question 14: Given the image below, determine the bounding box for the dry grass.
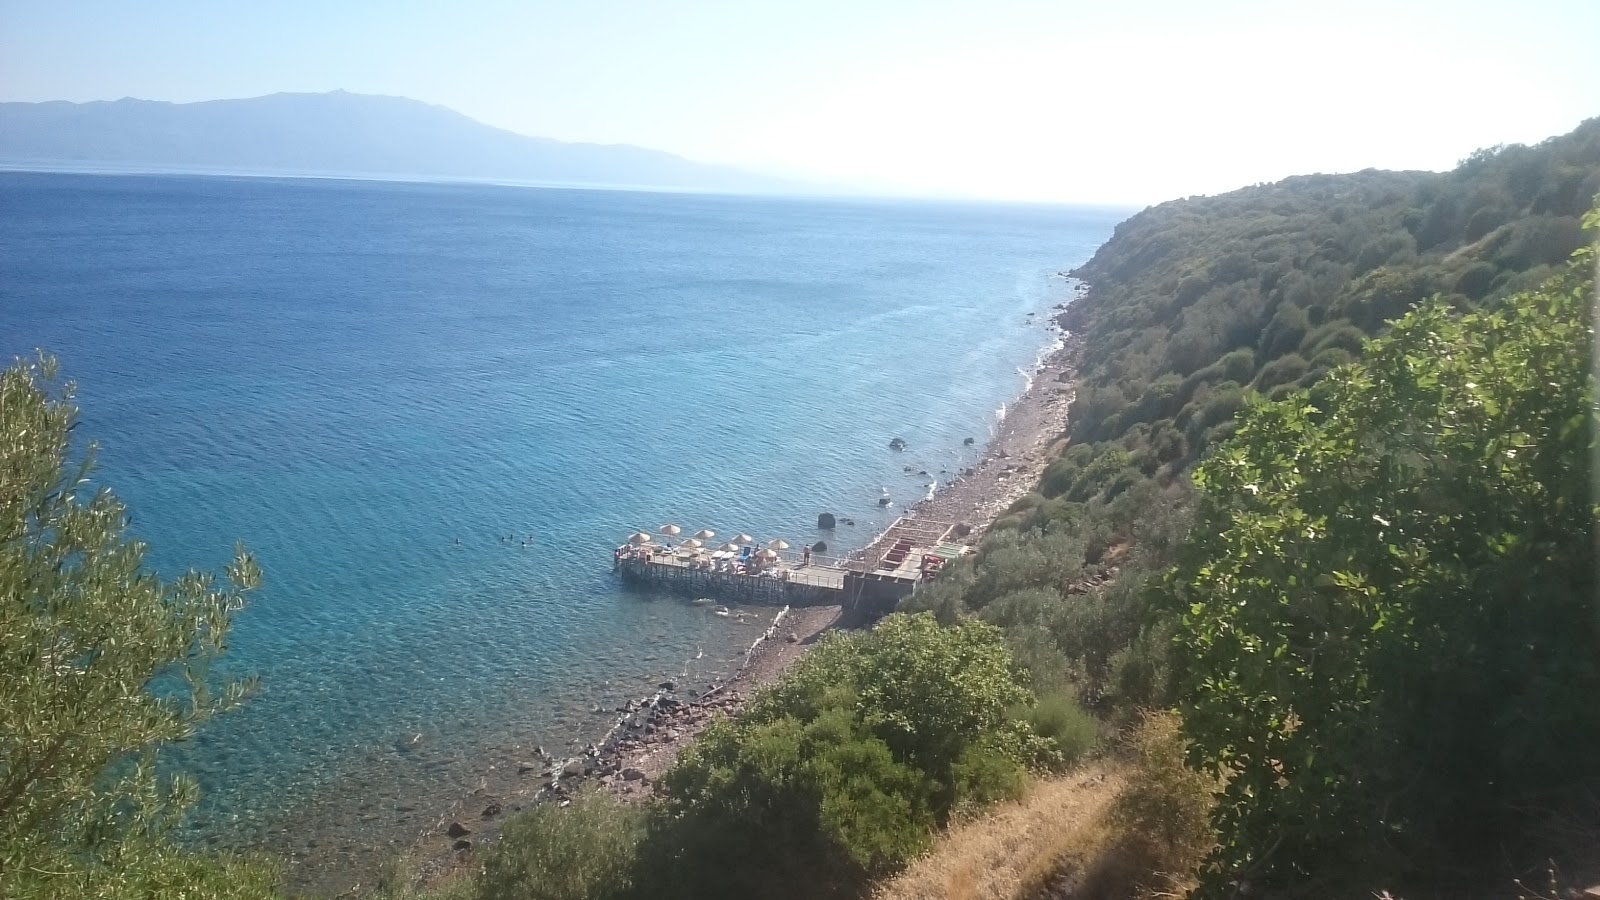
[874,712,1218,900]
[873,763,1126,900]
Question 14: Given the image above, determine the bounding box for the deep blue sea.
[0,171,1119,877]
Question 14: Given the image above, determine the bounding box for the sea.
[0,170,1121,879]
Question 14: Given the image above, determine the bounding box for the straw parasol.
[627,531,652,545]
[755,548,779,560]
[732,534,754,546]
[659,524,682,536]
[692,529,716,540]
[680,538,703,549]
[767,538,790,551]
[719,542,740,552]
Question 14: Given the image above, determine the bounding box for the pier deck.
[613,517,968,613]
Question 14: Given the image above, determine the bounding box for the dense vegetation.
[907,117,1600,897]
[382,615,1087,900]
[1046,117,1600,516]
[1169,241,1599,893]
[0,357,277,899]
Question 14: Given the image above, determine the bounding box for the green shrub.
[1252,352,1308,391]
[1300,320,1367,357]
[1026,689,1100,767]
[1108,712,1216,896]
[1309,345,1354,372]
[646,614,1044,899]
[1169,235,1600,895]
[1183,381,1245,444]
[951,742,1030,809]
[474,791,642,900]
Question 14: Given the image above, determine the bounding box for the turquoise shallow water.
[0,171,1119,868]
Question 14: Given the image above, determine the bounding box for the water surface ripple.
[0,172,1120,850]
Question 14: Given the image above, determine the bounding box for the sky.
[2,0,1597,205]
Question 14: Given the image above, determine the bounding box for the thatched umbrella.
[719,542,740,553]
[767,538,791,551]
[659,524,682,536]
[732,534,754,546]
[692,529,716,540]
[755,548,779,560]
[627,532,652,545]
[680,538,703,549]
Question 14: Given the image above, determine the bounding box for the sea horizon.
[0,161,1142,215]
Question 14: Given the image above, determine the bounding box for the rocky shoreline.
[397,290,1086,891]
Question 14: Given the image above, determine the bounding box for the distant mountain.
[0,90,810,194]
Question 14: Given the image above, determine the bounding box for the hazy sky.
[3,0,1596,204]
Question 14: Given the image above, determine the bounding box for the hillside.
[0,91,807,194]
[1043,117,1600,510]
[907,114,1600,897]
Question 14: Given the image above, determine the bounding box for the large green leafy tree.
[0,357,278,899]
[1167,218,1600,895]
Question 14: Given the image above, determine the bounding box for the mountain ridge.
[0,90,813,195]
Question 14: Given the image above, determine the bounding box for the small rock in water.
[817,512,836,530]
[889,437,907,451]
[446,822,471,838]
[658,680,677,691]
[964,437,976,445]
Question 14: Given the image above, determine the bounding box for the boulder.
[812,540,827,553]
[621,768,648,781]
[453,839,473,852]
[481,802,502,819]
[963,437,976,445]
[562,758,584,777]
[446,822,471,838]
[817,512,836,529]
[889,437,907,451]
[658,680,677,691]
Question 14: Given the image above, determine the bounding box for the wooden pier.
[613,518,971,615]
